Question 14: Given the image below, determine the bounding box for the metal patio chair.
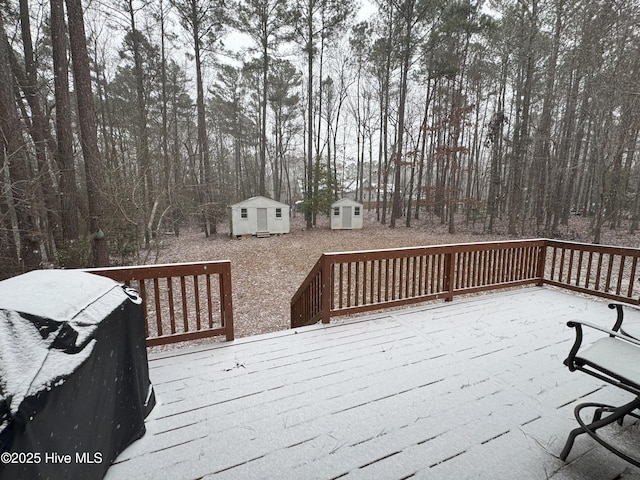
[561,302,640,466]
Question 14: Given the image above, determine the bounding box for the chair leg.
[560,426,583,461]
[593,407,606,423]
[593,405,624,424]
[560,403,616,461]
[560,397,640,465]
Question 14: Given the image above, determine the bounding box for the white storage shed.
[229,196,290,237]
[331,198,364,230]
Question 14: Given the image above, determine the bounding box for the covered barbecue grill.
[0,269,155,480]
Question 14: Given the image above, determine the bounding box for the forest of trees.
[1,0,639,277]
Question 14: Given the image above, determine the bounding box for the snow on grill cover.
[0,270,155,480]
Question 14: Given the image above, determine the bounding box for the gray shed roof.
[230,196,289,209]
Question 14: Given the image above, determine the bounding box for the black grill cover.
[0,270,155,480]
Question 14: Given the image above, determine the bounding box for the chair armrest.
[608,302,640,332]
[564,320,640,371]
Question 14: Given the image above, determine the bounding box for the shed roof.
[332,198,363,208]
[230,196,289,209]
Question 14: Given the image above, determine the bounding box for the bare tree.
[289,0,353,228]
[269,59,302,202]
[14,0,62,255]
[388,0,435,227]
[234,0,289,197]
[170,0,226,236]
[120,0,154,246]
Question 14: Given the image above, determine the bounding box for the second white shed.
[331,198,364,230]
[229,196,290,237]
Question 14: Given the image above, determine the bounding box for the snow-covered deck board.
[106,287,640,480]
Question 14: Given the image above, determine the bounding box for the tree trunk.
[66,0,109,266]
[194,23,214,235]
[508,0,537,236]
[0,10,42,271]
[127,0,153,246]
[486,56,508,233]
[390,0,415,228]
[305,6,313,229]
[259,34,268,196]
[17,0,62,255]
[157,0,174,235]
[50,0,80,242]
[532,2,561,232]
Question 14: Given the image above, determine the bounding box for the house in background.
[229,196,290,238]
[331,198,364,230]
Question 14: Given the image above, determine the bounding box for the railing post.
[536,241,547,286]
[290,301,297,328]
[321,254,332,323]
[221,261,234,341]
[445,251,455,302]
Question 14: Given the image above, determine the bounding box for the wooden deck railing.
[543,240,640,303]
[80,239,640,344]
[291,239,640,328]
[86,261,234,346]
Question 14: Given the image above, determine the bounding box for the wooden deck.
[105,287,640,480]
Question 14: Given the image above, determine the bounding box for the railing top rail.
[85,260,231,281]
[321,238,548,260]
[86,260,231,272]
[545,239,640,256]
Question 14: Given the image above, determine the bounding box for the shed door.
[342,206,352,229]
[257,208,268,231]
